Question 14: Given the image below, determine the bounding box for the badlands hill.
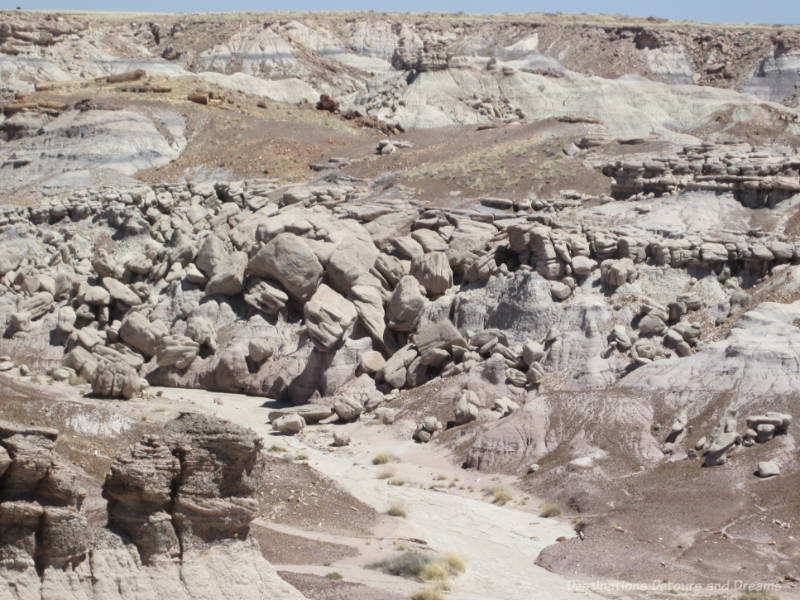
[1,9,800,600]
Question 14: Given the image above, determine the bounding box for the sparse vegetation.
[737,592,781,600]
[419,561,448,582]
[411,586,446,600]
[371,550,466,583]
[489,485,512,506]
[389,477,406,486]
[387,501,407,517]
[539,500,561,518]
[267,445,286,453]
[325,572,343,580]
[373,452,399,465]
[439,553,466,574]
[377,467,395,479]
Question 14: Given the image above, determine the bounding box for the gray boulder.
[91,360,143,399]
[244,278,288,316]
[248,339,275,364]
[185,316,217,353]
[333,396,363,421]
[756,460,780,478]
[248,233,323,302]
[19,291,54,320]
[703,432,741,467]
[387,275,427,331]
[268,404,333,424]
[120,312,168,358]
[273,413,305,435]
[380,344,418,389]
[411,252,453,295]
[205,251,247,296]
[102,277,141,307]
[332,430,351,446]
[304,284,357,350]
[156,335,199,370]
[196,234,227,276]
[327,238,378,294]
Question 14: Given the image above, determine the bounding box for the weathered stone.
[102,277,142,307]
[272,414,305,435]
[332,431,351,446]
[387,275,427,331]
[703,432,741,467]
[156,335,199,369]
[410,252,453,295]
[120,312,168,358]
[268,404,332,424]
[248,233,323,302]
[333,396,363,421]
[756,460,780,478]
[92,360,143,399]
[303,284,357,350]
[360,350,386,374]
[205,251,247,296]
[185,316,217,353]
[248,339,275,364]
[244,278,288,315]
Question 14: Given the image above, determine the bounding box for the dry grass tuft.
[411,587,446,600]
[377,466,395,479]
[387,500,407,518]
[439,553,466,573]
[539,500,561,518]
[373,452,400,465]
[489,485,512,506]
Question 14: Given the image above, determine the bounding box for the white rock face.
[0,108,186,196]
[624,301,800,399]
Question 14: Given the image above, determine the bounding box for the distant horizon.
[3,1,799,27]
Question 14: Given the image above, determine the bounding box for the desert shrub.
[387,501,407,517]
[373,452,399,465]
[490,485,512,505]
[377,467,395,479]
[325,572,343,580]
[539,500,561,518]
[411,587,446,600]
[372,551,428,578]
[371,550,465,582]
[439,553,466,573]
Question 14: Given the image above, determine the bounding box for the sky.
[2,0,799,26]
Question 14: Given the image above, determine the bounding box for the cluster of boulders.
[602,142,800,206]
[454,389,519,425]
[667,410,792,473]
[0,170,794,443]
[0,176,531,407]
[505,217,800,295]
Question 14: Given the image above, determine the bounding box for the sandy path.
[132,387,603,600]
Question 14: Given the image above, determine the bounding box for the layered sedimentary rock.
[0,414,303,600]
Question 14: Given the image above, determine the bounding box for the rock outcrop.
[0,414,303,600]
